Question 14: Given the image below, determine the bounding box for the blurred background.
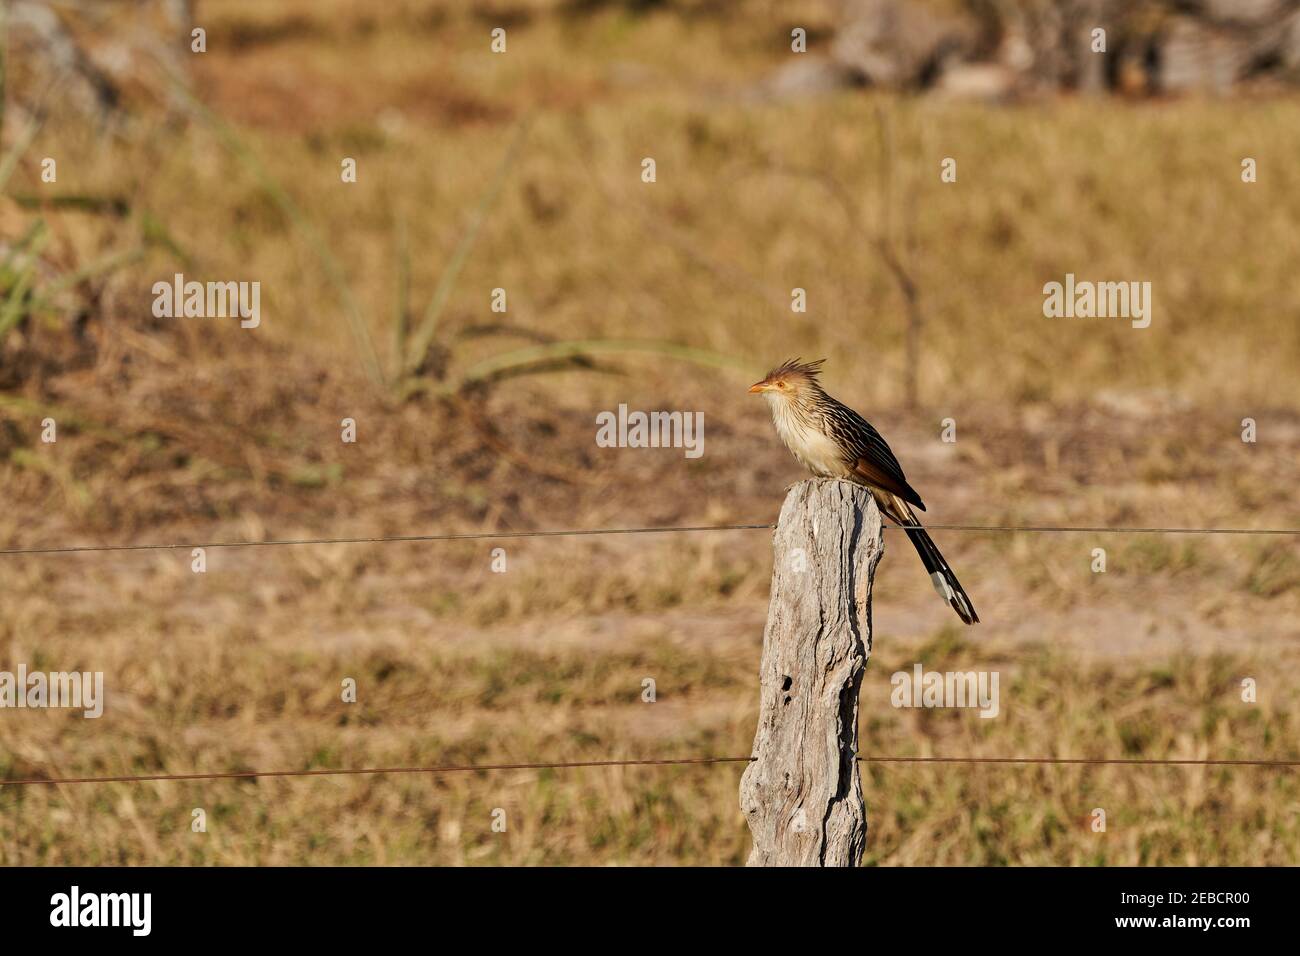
[0,0,1297,864]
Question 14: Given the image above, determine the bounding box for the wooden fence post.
[740,478,884,866]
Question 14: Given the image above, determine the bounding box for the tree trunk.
[740,479,884,866]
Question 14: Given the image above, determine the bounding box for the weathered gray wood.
[740,478,883,867]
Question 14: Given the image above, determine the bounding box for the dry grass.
[0,0,1297,865]
[3,577,1296,864]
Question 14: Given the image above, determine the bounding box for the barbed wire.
[0,520,1295,558]
[3,753,1296,788]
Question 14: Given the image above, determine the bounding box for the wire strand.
[887,523,1299,535]
[0,524,776,556]
[858,755,1300,767]
[1,521,1295,557]
[3,754,1296,788]
[0,756,754,787]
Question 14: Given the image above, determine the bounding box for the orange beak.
[748,381,769,393]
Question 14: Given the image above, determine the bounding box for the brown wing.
[828,402,928,512]
[851,456,926,512]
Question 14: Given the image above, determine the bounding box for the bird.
[749,358,978,625]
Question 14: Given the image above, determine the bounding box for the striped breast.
[767,397,851,478]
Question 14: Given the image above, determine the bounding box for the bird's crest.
[765,357,826,387]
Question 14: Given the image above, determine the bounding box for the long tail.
[877,493,979,625]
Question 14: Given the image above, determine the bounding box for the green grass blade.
[404,118,531,377]
[391,208,410,380]
[24,246,145,318]
[158,67,385,387]
[0,260,37,341]
[0,111,43,193]
[422,338,754,397]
